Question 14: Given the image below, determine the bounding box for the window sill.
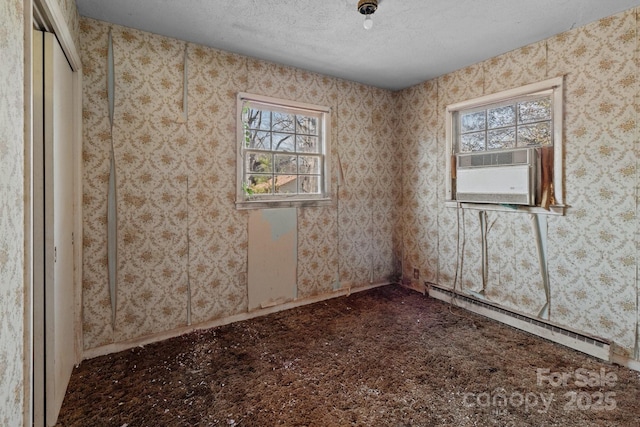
[236,197,334,210]
[445,201,566,216]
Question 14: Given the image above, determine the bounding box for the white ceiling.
[75,0,639,91]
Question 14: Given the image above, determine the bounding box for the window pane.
[299,155,321,174]
[487,128,516,150]
[488,105,516,129]
[273,175,298,194]
[245,109,271,130]
[273,133,295,152]
[274,154,297,173]
[460,132,485,152]
[517,122,551,146]
[246,153,272,173]
[518,98,551,124]
[239,94,329,204]
[272,111,295,132]
[297,135,319,153]
[247,130,271,150]
[296,116,318,135]
[247,174,273,194]
[460,111,486,133]
[298,176,321,194]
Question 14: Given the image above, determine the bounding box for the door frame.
[26,1,83,425]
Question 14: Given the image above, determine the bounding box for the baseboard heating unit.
[428,285,612,361]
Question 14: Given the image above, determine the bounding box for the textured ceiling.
[75,0,639,90]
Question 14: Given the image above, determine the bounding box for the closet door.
[33,29,76,426]
[44,29,76,426]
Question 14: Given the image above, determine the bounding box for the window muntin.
[457,94,552,153]
[236,93,331,209]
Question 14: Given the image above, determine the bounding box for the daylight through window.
[236,93,331,209]
[458,95,552,153]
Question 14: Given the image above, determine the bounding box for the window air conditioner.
[455,148,536,205]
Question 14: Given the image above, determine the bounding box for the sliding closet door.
[32,28,45,426]
[33,29,76,426]
[45,29,75,425]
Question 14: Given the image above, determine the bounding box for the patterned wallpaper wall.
[399,8,640,357]
[82,8,639,359]
[80,18,400,350]
[0,1,24,425]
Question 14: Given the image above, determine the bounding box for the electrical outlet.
[413,268,419,280]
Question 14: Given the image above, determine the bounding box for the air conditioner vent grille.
[458,148,530,168]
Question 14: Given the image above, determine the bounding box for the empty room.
[4,0,640,425]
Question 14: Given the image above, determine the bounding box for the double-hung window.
[236,93,331,209]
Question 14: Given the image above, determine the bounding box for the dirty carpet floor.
[57,285,640,426]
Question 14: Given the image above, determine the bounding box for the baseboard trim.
[82,281,389,360]
[400,280,427,295]
[611,353,640,372]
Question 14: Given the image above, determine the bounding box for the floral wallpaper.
[399,7,640,357]
[0,0,24,425]
[546,10,638,352]
[397,80,440,286]
[82,7,639,362]
[111,26,191,342]
[80,18,400,351]
[186,44,249,324]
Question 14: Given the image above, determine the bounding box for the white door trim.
[28,1,83,426]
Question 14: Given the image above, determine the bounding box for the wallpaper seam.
[336,108,342,289]
[635,7,640,359]
[184,43,191,326]
[436,79,441,286]
[107,28,118,329]
[545,41,549,78]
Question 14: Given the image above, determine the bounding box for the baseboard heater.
[428,285,611,361]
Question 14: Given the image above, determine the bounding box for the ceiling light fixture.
[358,0,378,30]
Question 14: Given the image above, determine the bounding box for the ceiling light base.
[357,0,378,16]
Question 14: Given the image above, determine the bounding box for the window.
[236,93,331,209]
[457,95,552,153]
[445,77,565,214]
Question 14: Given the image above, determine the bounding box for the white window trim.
[445,76,565,215]
[236,92,332,210]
